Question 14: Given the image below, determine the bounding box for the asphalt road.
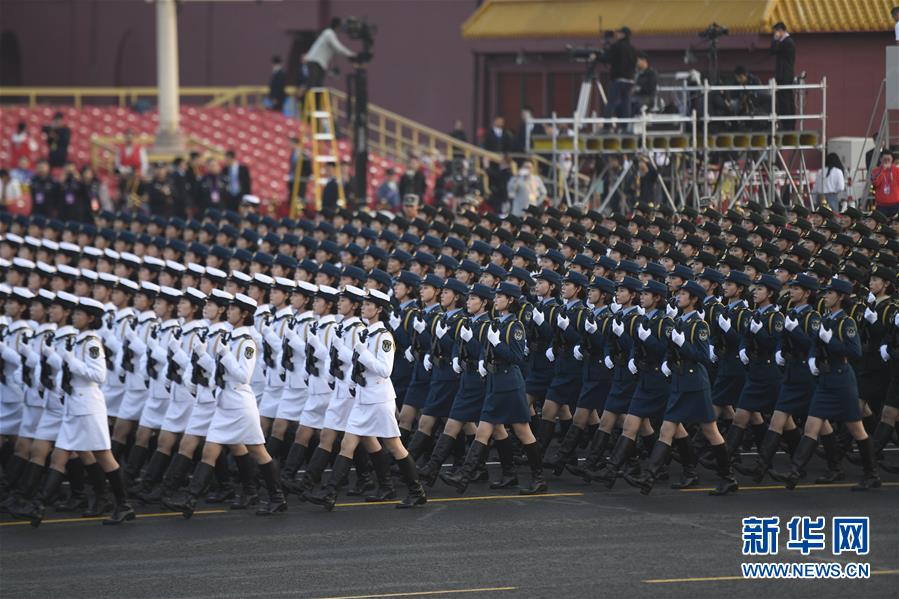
[1,456,897,599]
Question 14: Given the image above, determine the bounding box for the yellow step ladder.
[290,87,345,217]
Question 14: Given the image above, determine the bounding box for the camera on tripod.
[699,23,729,41]
[344,16,375,63]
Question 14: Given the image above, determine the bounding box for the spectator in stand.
[29,159,61,217]
[631,53,658,115]
[115,129,148,202]
[186,151,204,209]
[10,156,33,186]
[305,17,356,87]
[635,155,659,205]
[8,121,38,169]
[602,27,637,127]
[340,161,356,208]
[146,163,176,217]
[516,106,546,154]
[222,149,251,210]
[450,120,467,143]
[814,153,846,213]
[60,162,88,222]
[0,169,25,215]
[321,162,340,212]
[81,166,112,215]
[41,111,71,168]
[198,158,227,212]
[268,55,287,112]
[399,157,427,200]
[506,158,546,216]
[485,154,514,214]
[771,22,796,129]
[377,168,401,212]
[170,157,192,218]
[483,116,513,153]
[872,150,899,218]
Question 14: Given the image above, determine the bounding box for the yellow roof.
[462,0,896,39]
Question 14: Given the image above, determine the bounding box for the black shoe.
[102,503,136,525]
[814,468,845,484]
[708,442,738,496]
[305,487,338,511]
[440,441,487,494]
[670,470,699,489]
[163,492,198,519]
[138,485,164,505]
[11,499,46,528]
[55,492,88,513]
[548,425,584,476]
[624,441,672,495]
[489,472,519,489]
[395,454,427,508]
[852,437,882,491]
[709,477,738,496]
[851,474,882,491]
[82,493,114,517]
[256,491,288,515]
[364,487,397,502]
[365,450,396,501]
[229,491,259,510]
[204,486,235,504]
[396,484,427,509]
[345,473,375,497]
[519,441,548,495]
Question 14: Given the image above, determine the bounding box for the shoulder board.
[76,335,101,345]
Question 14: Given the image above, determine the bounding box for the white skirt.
[323,385,355,432]
[0,401,23,436]
[104,384,126,418]
[117,387,147,421]
[258,386,284,419]
[33,408,64,442]
[139,395,170,430]
[162,393,194,434]
[17,404,44,439]
[207,405,265,446]
[185,400,217,437]
[346,399,400,439]
[275,386,307,422]
[56,409,112,452]
[299,390,331,430]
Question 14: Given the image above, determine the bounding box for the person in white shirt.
[304,17,356,87]
[506,159,547,216]
[814,152,846,213]
[893,6,899,43]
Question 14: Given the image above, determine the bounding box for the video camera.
[699,23,728,41]
[344,16,375,63]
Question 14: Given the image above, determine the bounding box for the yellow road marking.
[336,492,583,507]
[643,569,899,583]
[314,586,518,599]
[0,509,227,527]
[678,481,899,493]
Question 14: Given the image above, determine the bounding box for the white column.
[153,0,185,153]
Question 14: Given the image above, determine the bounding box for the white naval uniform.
[206,326,265,446]
[18,323,56,438]
[33,325,77,442]
[345,322,400,439]
[275,310,316,422]
[55,330,112,452]
[0,319,33,435]
[250,306,271,403]
[101,308,134,418]
[161,320,207,433]
[138,318,181,430]
[117,310,157,421]
[258,306,294,419]
[185,322,232,437]
[322,316,365,431]
[299,314,337,429]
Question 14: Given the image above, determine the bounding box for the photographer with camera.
[305,17,356,87]
[601,27,637,129]
[631,53,657,115]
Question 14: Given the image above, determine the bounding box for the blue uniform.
[449,312,490,423]
[576,306,613,411]
[545,299,589,408]
[422,308,467,417]
[710,299,751,408]
[736,304,783,413]
[481,313,530,424]
[403,302,443,410]
[774,303,820,416]
[701,295,725,385]
[628,309,674,419]
[808,309,863,421]
[390,299,418,409]
[664,310,715,424]
[524,298,559,398]
[603,306,641,414]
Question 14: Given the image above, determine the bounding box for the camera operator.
[631,53,657,115]
[728,66,768,128]
[305,17,356,87]
[601,27,637,128]
[771,22,796,129]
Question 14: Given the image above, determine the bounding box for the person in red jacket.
[872,150,899,218]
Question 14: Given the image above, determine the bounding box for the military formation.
[0,197,896,528]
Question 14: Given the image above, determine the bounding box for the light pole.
[152,0,185,154]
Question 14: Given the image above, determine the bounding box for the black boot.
[735,429,781,483]
[440,441,487,493]
[256,459,288,515]
[872,421,895,454]
[537,419,556,455]
[549,425,584,476]
[396,454,427,509]
[82,462,114,517]
[11,468,65,528]
[204,452,235,504]
[814,433,845,484]
[670,437,699,489]
[265,436,285,464]
[782,427,801,455]
[102,468,136,525]
[723,424,746,461]
[164,461,214,518]
[519,441,548,495]
[406,431,436,463]
[157,453,193,504]
[3,462,44,514]
[123,444,149,486]
[229,453,259,509]
[110,439,126,461]
[418,434,456,487]
[770,435,817,490]
[750,422,768,452]
[291,447,330,500]
[572,429,611,477]
[623,441,671,495]
[708,443,739,495]
[346,448,375,496]
[490,437,519,489]
[585,435,635,488]
[55,459,87,512]
[399,428,412,448]
[281,443,307,483]
[307,455,352,511]
[365,449,396,502]
[2,455,27,495]
[852,437,882,491]
[135,451,172,503]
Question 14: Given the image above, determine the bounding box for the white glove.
[661,361,671,377]
[584,317,597,334]
[709,344,718,363]
[610,301,621,314]
[611,319,625,337]
[739,348,750,365]
[670,328,685,347]
[435,320,449,339]
[867,291,876,304]
[627,358,638,375]
[452,356,462,373]
[389,312,402,330]
[864,307,877,324]
[666,303,678,318]
[637,324,651,341]
[775,350,785,366]
[807,356,820,376]
[749,319,763,334]
[337,344,353,363]
[459,325,473,342]
[880,344,890,362]
[636,306,646,316]
[556,313,570,330]
[604,356,614,369]
[784,316,799,331]
[717,314,731,333]
[532,308,544,326]
[487,326,501,346]
[545,347,555,362]
[895,312,899,327]
[423,354,433,371]
[413,317,426,333]
[573,345,583,361]
[477,359,487,378]
[697,309,706,320]
[404,347,414,363]
[353,341,366,355]
[819,326,833,344]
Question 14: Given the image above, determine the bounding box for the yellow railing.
[89,134,225,174]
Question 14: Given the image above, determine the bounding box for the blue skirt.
[628,381,670,419]
[604,379,637,414]
[402,380,430,409]
[525,364,554,398]
[711,373,745,407]
[546,377,582,408]
[808,367,862,422]
[665,388,715,424]
[448,375,485,423]
[481,369,530,424]
[774,380,814,416]
[422,379,461,418]
[576,377,611,411]
[737,367,782,412]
